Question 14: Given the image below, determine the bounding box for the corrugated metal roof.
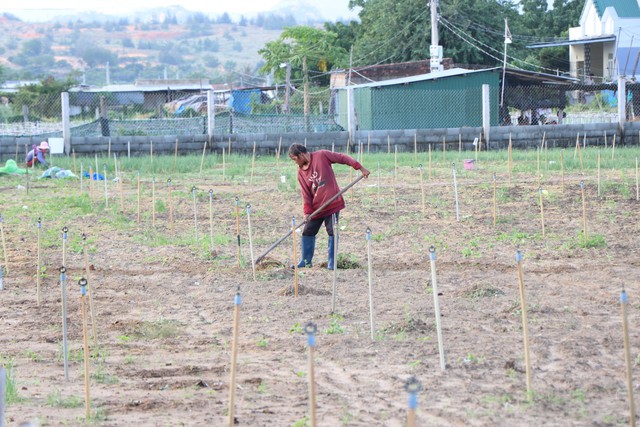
[593,0,640,17]
[527,34,616,49]
[336,68,496,90]
[70,83,214,93]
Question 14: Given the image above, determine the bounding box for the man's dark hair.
[288,143,308,157]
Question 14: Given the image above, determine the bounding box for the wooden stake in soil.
[228,136,231,157]
[387,132,391,154]
[36,218,42,306]
[376,161,381,207]
[137,173,141,224]
[612,133,616,161]
[62,227,68,268]
[428,144,432,180]
[82,234,98,348]
[209,190,214,249]
[538,187,546,238]
[72,149,77,176]
[366,228,375,340]
[560,149,565,193]
[394,145,398,180]
[246,204,256,282]
[94,155,99,188]
[168,179,174,237]
[60,266,69,382]
[235,197,241,267]
[620,289,637,427]
[227,287,241,427]
[452,163,460,222]
[574,133,579,160]
[515,250,533,401]
[429,246,446,370]
[199,140,207,176]
[192,187,199,242]
[0,366,5,427]
[508,134,513,185]
[119,172,125,214]
[636,157,639,201]
[88,166,93,199]
[405,377,422,427]
[150,139,154,170]
[0,214,9,275]
[222,147,226,181]
[103,166,108,208]
[78,278,91,420]
[174,138,179,172]
[442,135,446,161]
[331,213,339,313]
[250,141,256,185]
[151,178,156,227]
[419,165,426,217]
[458,132,462,152]
[292,217,299,298]
[414,131,417,161]
[493,173,497,227]
[304,322,318,427]
[597,150,601,198]
[580,181,588,243]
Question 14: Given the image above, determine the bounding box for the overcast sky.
[3,0,359,22]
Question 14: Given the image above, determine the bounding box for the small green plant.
[292,416,310,427]
[295,371,306,378]
[124,355,135,364]
[256,338,269,348]
[577,232,607,249]
[289,323,304,334]
[461,238,481,258]
[336,253,360,269]
[324,314,345,334]
[257,381,268,394]
[463,353,483,364]
[91,360,119,384]
[24,349,43,362]
[1,357,20,404]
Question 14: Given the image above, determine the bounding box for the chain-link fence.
[2,77,639,138]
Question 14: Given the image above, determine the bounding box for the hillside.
[0,14,285,86]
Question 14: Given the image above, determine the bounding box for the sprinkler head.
[82,233,87,241]
[192,186,197,192]
[167,178,172,186]
[304,322,317,336]
[429,246,435,253]
[59,266,66,274]
[78,277,87,287]
[404,376,423,393]
[235,196,239,205]
[209,189,213,196]
[62,226,68,233]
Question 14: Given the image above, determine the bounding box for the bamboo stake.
[442,135,446,161]
[227,287,241,427]
[103,165,108,208]
[394,145,398,180]
[304,323,318,427]
[228,136,231,156]
[508,134,513,185]
[292,217,298,298]
[516,250,533,401]
[79,278,91,420]
[235,197,241,267]
[137,173,141,224]
[192,187,199,242]
[209,190,214,249]
[561,149,565,193]
[574,133,580,160]
[80,162,84,195]
[0,366,4,427]
[119,172,125,214]
[632,157,640,203]
[580,181,588,242]
[428,144,432,180]
[107,138,111,159]
[458,132,462,152]
[604,130,608,149]
[82,234,97,348]
[414,131,417,161]
[387,132,391,154]
[597,150,601,198]
[168,179,174,237]
[250,141,256,185]
[376,161,381,207]
[538,187,545,238]
[36,218,41,306]
[150,139,154,169]
[94,155,98,187]
[72,149,77,176]
[246,204,256,282]
[199,139,207,176]
[222,147,226,181]
[578,140,584,175]
[152,178,156,227]
[60,266,69,382]
[366,228,375,340]
[612,133,616,161]
[429,246,446,370]
[367,132,370,154]
[0,215,8,275]
[174,138,179,172]
[492,173,497,226]
[88,166,93,199]
[536,147,541,186]
[620,289,637,427]
[419,165,426,217]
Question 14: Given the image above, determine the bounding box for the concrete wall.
[1,122,639,161]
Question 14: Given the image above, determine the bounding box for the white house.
[529,0,640,82]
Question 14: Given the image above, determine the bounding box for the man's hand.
[359,167,371,178]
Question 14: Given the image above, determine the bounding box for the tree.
[13,76,77,120]
[259,26,348,84]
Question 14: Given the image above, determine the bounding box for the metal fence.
[1,80,637,138]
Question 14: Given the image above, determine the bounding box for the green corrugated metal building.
[336,68,500,131]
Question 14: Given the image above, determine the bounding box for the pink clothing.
[297,150,362,218]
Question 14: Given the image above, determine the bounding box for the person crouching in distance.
[26,141,50,167]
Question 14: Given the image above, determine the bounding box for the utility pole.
[284,62,291,113]
[430,0,443,73]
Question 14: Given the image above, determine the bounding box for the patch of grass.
[336,253,360,269]
[47,389,83,408]
[128,319,183,340]
[576,232,607,249]
[256,338,269,348]
[292,416,310,427]
[496,228,531,244]
[0,357,21,404]
[91,361,119,384]
[289,322,303,334]
[24,349,43,362]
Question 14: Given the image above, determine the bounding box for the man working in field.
[289,143,370,270]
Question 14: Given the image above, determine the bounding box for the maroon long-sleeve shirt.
[297,150,362,218]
